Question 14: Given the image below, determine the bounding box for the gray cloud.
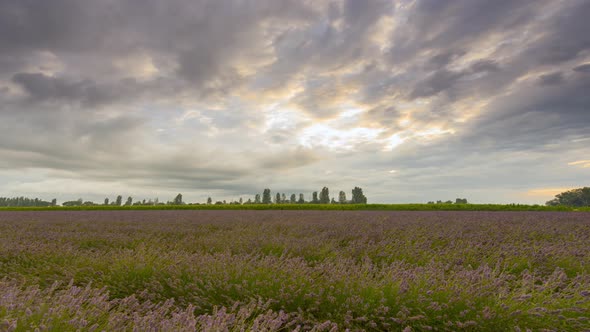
[0,0,589,203]
[11,72,145,107]
[525,1,590,65]
[573,63,590,73]
[537,72,564,86]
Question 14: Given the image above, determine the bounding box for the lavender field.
[0,210,589,331]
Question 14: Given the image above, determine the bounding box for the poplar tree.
[312,191,319,203]
[262,189,271,204]
[338,191,347,204]
[319,187,330,204]
[173,193,183,205]
[351,187,367,204]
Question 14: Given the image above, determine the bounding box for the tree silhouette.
[262,189,272,204]
[319,187,330,204]
[312,191,319,204]
[298,194,305,204]
[351,187,367,204]
[546,187,590,207]
[173,193,183,205]
[338,191,347,204]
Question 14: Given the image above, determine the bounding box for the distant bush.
[546,187,590,207]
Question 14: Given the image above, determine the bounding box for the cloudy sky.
[0,0,589,204]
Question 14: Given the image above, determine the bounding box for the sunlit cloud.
[525,188,574,197]
[568,160,590,168]
[0,0,588,203]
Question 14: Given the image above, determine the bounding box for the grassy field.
[0,210,589,331]
[1,203,587,211]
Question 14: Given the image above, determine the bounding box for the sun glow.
[568,160,590,168]
[299,124,383,151]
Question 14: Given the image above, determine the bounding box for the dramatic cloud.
[0,0,589,203]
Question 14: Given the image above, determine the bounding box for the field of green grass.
[0,210,589,331]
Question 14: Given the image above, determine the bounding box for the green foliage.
[298,193,305,204]
[0,197,55,207]
[62,199,84,207]
[262,189,271,204]
[311,191,319,204]
[319,187,330,204]
[546,187,590,207]
[173,193,183,205]
[351,186,367,204]
[338,191,347,204]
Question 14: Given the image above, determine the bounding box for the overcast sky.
[0,0,589,204]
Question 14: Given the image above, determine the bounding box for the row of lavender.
[1,210,589,330]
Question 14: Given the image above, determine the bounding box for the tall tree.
[207,197,212,205]
[338,191,347,204]
[290,194,296,203]
[254,194,261,204]
[262,189,272,204]
[319,187,330,204]
[298,193,305,204]
[115,195,123,206]
[173,193,183,205]
[125,196,133,206]
[351,187,367,204]
[104,198,109,205]
[312,191,319,204]
[275,192,281,204]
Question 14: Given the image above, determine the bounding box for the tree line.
[0,187,368,207]
[427,198,469,204]
[207,186,368,205]
[0,197,57,207]
[63,194,184,207]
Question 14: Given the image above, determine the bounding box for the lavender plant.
[0,210,588,331]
